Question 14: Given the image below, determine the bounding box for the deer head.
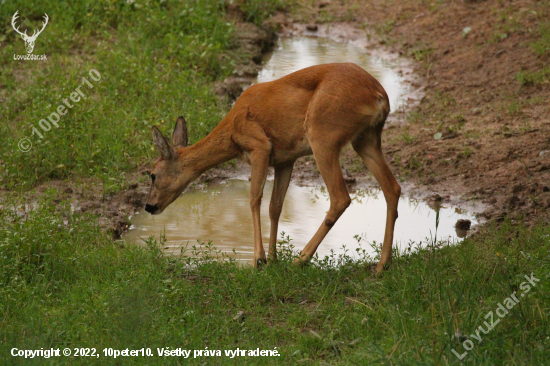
[145,117,194,215]
[12,11,49,54]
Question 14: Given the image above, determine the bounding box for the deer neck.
[181,121,240,177]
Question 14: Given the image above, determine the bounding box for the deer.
[11,11,49,54]
[145,63,401,273]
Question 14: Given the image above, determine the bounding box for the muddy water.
[125,180,477,261]
[253,36,411,112]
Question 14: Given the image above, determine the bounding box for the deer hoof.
[293,256,310,266]
[374,261,391,274]
[255,258,267,268]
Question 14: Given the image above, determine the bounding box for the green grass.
[516,66,550,87]
[0,0,241,191]
[239,0,293,25]
[531,21,550,57]
[400,128,417,144]
[1,196,549,365]
[515,19,550,87]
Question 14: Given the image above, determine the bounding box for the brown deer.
[145,63,401,273]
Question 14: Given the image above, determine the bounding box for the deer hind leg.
[268,163,294,262]
[352,131,401,273]
[248,150,270,268]
[295,140,351,263]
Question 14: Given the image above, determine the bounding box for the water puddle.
[125,180,477,261]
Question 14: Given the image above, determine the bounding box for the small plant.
[347,157,365,174]
[507,100,522,116]
[407,111,422,124]
[408,154,421,171]
[239,0,294,25]
[446,114,466,133]
[516,66,550,86]
[412,47,433,62]
[374,20,395,36]
[531,22,550,57]
[401,128,417,144]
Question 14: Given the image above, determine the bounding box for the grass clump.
[531,21,550,57]
[515,20,550,86]
[239,0,295,25]
[1,195,549,365]
[516,66,550,86]
[0,0,237,191]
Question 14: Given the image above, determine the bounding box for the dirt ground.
[281,0,550,225]
[23,0,549,236]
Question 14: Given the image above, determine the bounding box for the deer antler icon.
[12,11,49,54]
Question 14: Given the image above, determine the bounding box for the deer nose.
[144,204,158,214]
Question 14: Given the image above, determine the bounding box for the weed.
[506,100,523,116]
[531,21,550,57]
[408,154,421,171]
[374,20,395,36]
[239,0,295,25]
[407,111,422,124]
[516,66,550,86]
[446,114,467,133]
[411,46,433,62]
[347,157,365,174]
[401,128,417,144]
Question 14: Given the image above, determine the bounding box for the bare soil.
[282,0,550,224]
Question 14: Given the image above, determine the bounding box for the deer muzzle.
[144,203,159,215]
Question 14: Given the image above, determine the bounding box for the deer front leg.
[268,163,294,262]
[248,150,270,267]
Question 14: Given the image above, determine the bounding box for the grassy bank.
[1,197,549,365]
[0,0,289,192]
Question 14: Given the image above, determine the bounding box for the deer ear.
[172,116,188,147]
[152,126,173,159]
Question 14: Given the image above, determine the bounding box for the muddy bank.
[212,4,278,102]
[23,163,243,239]
[282,0,550,225]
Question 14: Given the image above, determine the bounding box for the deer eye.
[151,174,156,184]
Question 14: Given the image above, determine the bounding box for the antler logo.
[12,11,49,54]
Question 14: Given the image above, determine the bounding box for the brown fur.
[146,63,400,273]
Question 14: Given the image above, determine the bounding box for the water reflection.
[253,37,410,113]
[125,180,477,261]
